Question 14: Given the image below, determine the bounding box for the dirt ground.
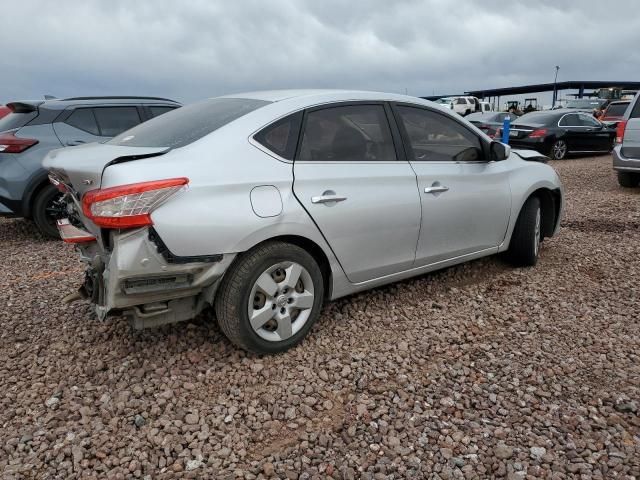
[1,154,638,479]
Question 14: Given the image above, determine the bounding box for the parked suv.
[0,96,180,236]
[613,92,640,187]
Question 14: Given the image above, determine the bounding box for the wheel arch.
[21,171,51,219]
[233,234,334,301]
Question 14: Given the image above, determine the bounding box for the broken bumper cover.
[77,227,235,328]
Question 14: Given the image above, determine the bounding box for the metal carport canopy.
[465,80,640,98]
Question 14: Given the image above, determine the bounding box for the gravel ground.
[1,155,639,479]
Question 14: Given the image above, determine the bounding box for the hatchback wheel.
[506,196,542,267]
[215,241,324,353]
[33,184,64,239]
[618,171,640,188]
[550,140,567,160]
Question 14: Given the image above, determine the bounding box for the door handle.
[311,194,347,204]
[66,140,86,146]
[424,185,449,194]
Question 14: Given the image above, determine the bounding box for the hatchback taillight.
[82,178,188,229]
[0,131,39,153]
[616,120,627,144]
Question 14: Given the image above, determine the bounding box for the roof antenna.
[43,94,57,100]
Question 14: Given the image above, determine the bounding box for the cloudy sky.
[2,0,640,106]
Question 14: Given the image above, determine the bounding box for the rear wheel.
[550,140,567,160]
[617,171,640,188]
[32,184,63,239]
[506,196,542,267]
[215,241,324,354]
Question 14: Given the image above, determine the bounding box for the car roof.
[6,96,181,111]
[220,89,432,104]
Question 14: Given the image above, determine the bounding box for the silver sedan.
[44,90,564,353]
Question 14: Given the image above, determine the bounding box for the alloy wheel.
[552,140,567,159]
[248,261,315,342]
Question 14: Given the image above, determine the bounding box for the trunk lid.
[43,142,170,195]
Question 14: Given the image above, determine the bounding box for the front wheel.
[32,184,64,239]
[550,140,568,160]
[215,241,324,354]
[506,196,542,267]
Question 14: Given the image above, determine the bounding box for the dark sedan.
[466,111,518,136]
[501,109,615,160]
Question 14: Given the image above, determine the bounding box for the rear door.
[392,104,511,266]
[53,107,102,146]
[292,102,421,283]
[558,113,588,151]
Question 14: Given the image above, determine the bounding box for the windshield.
[566,99,605,109]
[109,97,270,148]
[0,111,38,133]
[605,103,629,117]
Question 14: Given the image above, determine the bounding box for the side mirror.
[490,140,511,161]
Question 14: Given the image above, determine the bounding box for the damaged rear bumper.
[76,227,235,328]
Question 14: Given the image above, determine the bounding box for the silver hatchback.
[44,90,564,353]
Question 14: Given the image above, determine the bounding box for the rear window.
[0,112,37,132]
[110,98,270,148]
[513,112,556,126]
[605,103,629,117]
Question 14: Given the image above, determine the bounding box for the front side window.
[94,107,141,137]
[254,111,302,160]
[396,106,483,162]
[65,108,99,135]
[578,114,601,127]
[297,105,396,162]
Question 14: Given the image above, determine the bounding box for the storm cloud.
[2,0,639,104]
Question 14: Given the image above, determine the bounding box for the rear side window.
[559,114,580,126]
[149,106,177,118]
[110,98,270,148]
[297,104,397,162]
[0,112,37,132]
[94,107,141,137]
[65,108,99,135]
[396,106,483,162]
[254,111,302,160]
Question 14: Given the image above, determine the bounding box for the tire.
[617,171,640,188]
[215,241,325,354]
[549,140,568,160]
[506,196,542,267]
[464,109,471,116]
[32,184,63,239]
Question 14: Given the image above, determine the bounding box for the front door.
[578,113,611,151]
[392,104,511,266]
[293,103,421,283]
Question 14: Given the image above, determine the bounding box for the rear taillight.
[529,128,548,138]
[616,120,627,144]
[82,178,188,229]
[0,131,39,153]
